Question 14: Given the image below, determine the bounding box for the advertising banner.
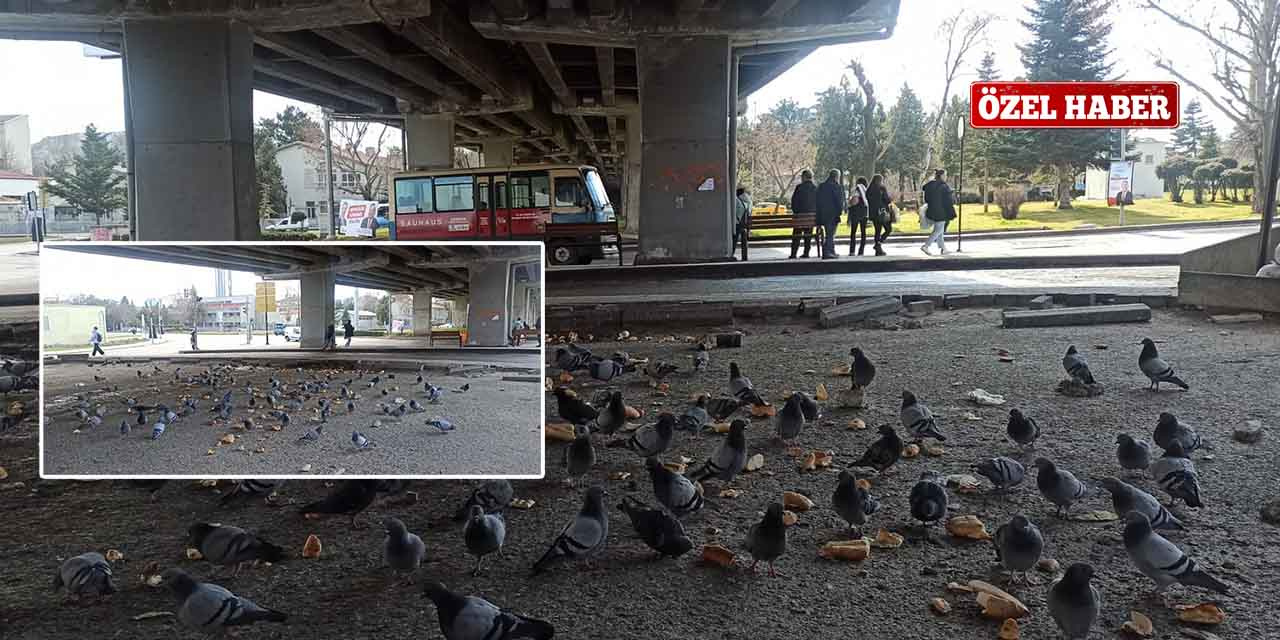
[339,200,378,237]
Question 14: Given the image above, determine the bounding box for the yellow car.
[752,201,789,217]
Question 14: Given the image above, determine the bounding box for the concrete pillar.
[482,140,514,167]
[635,35,732,263]
[122,19,258,240]
[404,114,454,170]
[299,271,335,349]
[465,261,510,347]
[622,114,642,237]
[448,298,468,327]
[412,287,433,336]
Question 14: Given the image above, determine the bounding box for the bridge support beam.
[300,270,336,349]
[466,261,511,347]
[482,140,514,167]
[404,114,455,170]
[123,18,258,240]
[635,35,733,263]
[412,287,433,337]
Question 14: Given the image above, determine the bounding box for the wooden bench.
[512,328,542,346]
[741,213,820,261]
[430,329,463,347]
[546,222,624,266]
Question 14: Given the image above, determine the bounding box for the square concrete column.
[412,288,433,336]
[448,298,468,327]
[465,262,510,347]
[404,115,455,170]
[622,114,642,237]
[300,271,335,349]
[482,141,514,167]
[635,35,732,263]
[122,19,258,240]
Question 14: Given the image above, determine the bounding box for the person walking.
[734,186,752,259]
[921,169,957,255]
[89,326,105,357]
[848,176,869,256]
[189,327,199,351]
[343,319,354,347]
[323,324,336,350]
[865,174,895,256]
[815,170,845,259]
[788,170,818,259]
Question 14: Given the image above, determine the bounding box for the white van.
[283,326,302,342]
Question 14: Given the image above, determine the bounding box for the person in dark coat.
[848,176,869,256]
[865,174,894,256]
[788,170,818,259]
[323,323,336,350]
[343,319,354,347]
[921,169,957,255]
[815,170,845,259]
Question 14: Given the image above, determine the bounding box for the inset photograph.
[39,242,544,478]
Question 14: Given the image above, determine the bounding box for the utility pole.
[1258,81,1280,271]
[1118,128,1127,226]
[955,115,965,253]
[324,109,337,237]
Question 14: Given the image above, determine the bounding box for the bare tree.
[850,60,895,181]
[738,115,816,203]
[926,10,996,168]
[1147,0,1280,212]
[326,121,396,201]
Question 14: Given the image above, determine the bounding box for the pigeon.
[554,343,593,372]
[554,386,597,425]
[1047,563,1100,640]
[1138,338,1189,391]
[729,362,765,406]
[591,390,626,435]
[346,400,356,414]
[1006,408,1040,449]
[610,413,675,458]
[159,568,287,632]
[588,356,625,382]
[694,343,709,372]
[1115,433,1153,473]
[352,430,373,450]
[1149,441,1203,508]
[299,479,379,528]
[188,523,285,576]
[1097,477,1184,530]
[1063,345,1096,384]
[53,552,116,600]
[642,360,679,386]
[901,390,945,442]
[427,418,456,433]
[675,395,710,432]
[851,425,903,473]
[849,346,876,388]
[745,502,787,577]
[686,419,748,484]
[794,391,820,421]
[617,496,693,559]
[1153,412,1203,452]
[459,383,470,392]
[705,396,742,421]
[462,505,506,576]
[424,384,443,404]
[993,514,1044,584]
[1034,457,1090,517]
[974,456,1026,492]
[118,419,129,436]
[422,582,554,640]
[908,471,949,536]
[646,456,704,517]
[531,486,608,575]
[775,393,806,441]
[1123,511,1228,594]
[151,421,166,440]
[453,479,513,521]
[219,479,284,507]
[297,425,323,443]
[565,424,596,487]
[832,469,880,537]
[383,517,426,580]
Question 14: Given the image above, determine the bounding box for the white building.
[275,141,401,226]
[1084,137,1168,200]
[198,294,253,331]
[0,115,33,175]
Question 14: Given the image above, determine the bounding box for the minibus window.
[394,177,432,214]
[434,175,475,212]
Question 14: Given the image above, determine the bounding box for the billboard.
[339,199,378,237]
[1107,161,1135,206]
[255,282,277,313]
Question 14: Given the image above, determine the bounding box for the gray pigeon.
[1097,477,1184,530]
[610,413,675,458]
[423,582,554,640]
[993,514,1043,584]
[1123,512,1228,594]
[686,418,747,485]
[901,390,945,442]
[729,361,765,406]
[675,395,710,432]
[565,423,596,487]
[1115,433,1152,473]
[1047,563,1100,640]
[745,502,787,577]
[908,470,949,537]
[462,505,506,576]
[1006,408,1040,449]
[453,479,513,521]
[646,456,704,517]
[1033,457,1089,518]
[383,517,427,580]
[775,393,806,442]
[1062,345,1096,384]
[617,496,693,559]
[794,391,820,421]
[53,552,116,600]
[187,523,284,576]
[849,346,876,389]
[694,343,709,372]
[1149,441,1203,508]
[832,469,880,537]
[1138,338,1189,391]
[592,390,627,435]
[1153,412,1203,452]
[974,456,1026,492]
[160,568,286,632]
[219,479,284,507]
[588,357,625,382]
[531,486,608,575]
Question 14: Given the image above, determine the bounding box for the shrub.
[994,188,1026,220]
[261,231,319,241]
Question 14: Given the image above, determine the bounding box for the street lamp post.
[956,115,965,253]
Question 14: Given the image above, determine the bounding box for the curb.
[45,352,541,374]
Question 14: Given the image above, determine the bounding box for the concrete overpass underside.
[1,0,899,258]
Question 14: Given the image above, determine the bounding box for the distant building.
[42,303,106,346]
[214,269,233,297]
[197,294,253,331]
[0,115,33,175]
[275,141,402,224]
[1084,137,1168,201]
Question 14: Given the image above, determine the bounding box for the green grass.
[752,197,1257,239]
[45,336,146,352]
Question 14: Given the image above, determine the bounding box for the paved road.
[0,241,37,296]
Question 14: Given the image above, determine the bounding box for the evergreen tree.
[1198,125,1220,159]
[938,96,971,188]
[253,126,289,218]
[882,84,928,193]
[1017,0,1115,209]
[257,105,322,147]
[976,50,999,81]
[1171,100,1205,157]
[810,78,863,185]
[43,124,127,225]
[973,50,1000,210]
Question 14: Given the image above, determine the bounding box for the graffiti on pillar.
[659,163,725,193]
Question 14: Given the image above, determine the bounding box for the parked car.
[751,201,789,217]
[266,219,311,232]
[283,326,301,342]
[272,323,285,336]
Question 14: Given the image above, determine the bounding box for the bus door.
[494,176,511,238]
[508,171,551,238]
[475,175,494,239]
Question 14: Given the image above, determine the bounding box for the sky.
[0,0,1235,145]
[41,248,365,302]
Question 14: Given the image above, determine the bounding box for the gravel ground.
[2,308,1279,639]
[40,361,542,477]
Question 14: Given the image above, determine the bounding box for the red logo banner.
[969,81,1179,129]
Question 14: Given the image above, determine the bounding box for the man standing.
[189,326,199,351]
[323,324,336,350]
[921,169,957,256]
[89,326,105,357]
[789,170,818,259]
[343,319,354,347]
[733,186,752,259]
[816,170,845,259]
